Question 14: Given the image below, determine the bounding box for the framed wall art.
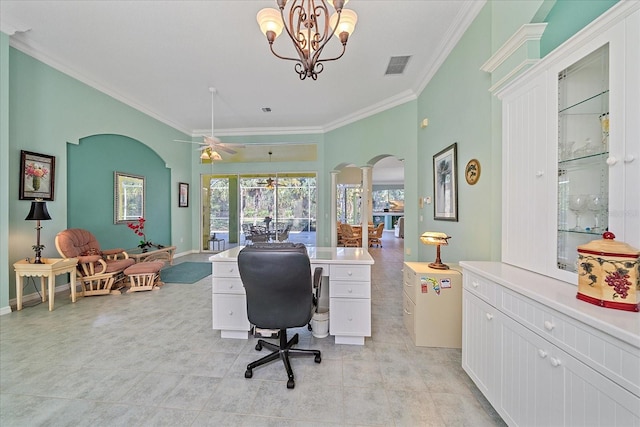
[20,150,56,201]
[178,182,189,207]
[433,143,458,221]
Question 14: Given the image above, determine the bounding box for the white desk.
[210,247,375,345]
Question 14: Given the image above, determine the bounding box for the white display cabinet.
[498,3,639,283]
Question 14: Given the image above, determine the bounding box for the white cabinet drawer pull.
[624,154,636,163]
[538,349,547,359]
[347,271,353,276]
[228,310,233,316]
[348,288,353,293]
[403,308,412,315]
[606,156,618,166]
[544,320,555,331]
[550,357,561,367]
[228,284,234,289]
[348,316,353,321]
[485,313,493,320]
[535,170,544,177]
[472,281,479,288]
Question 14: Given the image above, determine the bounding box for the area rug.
[161,262,211,284]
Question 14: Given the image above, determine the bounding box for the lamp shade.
[257,8,284,39]
[25,201,52,221]
[420,231,449,246]
[330,9,357,38]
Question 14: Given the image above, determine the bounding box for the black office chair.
[238,243,322,389]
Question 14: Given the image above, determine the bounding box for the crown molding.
[480,23,547,73]
[323,89,417,133]
[8,38,192,135]
[1,18,30,36]
[415,0,487,95]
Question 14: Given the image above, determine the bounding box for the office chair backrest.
[238,243,313,330]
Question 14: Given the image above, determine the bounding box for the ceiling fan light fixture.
[256,0,358,80]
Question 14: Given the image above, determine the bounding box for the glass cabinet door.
[557,44,609,272]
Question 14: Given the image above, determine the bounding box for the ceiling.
[0,0,483,137]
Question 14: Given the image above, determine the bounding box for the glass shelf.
[557,44,609,273]
[559,90,608,115]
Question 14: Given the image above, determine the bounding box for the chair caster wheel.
[245,369,253,379]
[315,355,322,363]
[255,342,262,351]
[287,379,295,389]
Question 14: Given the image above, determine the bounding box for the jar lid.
[578,232,640,258]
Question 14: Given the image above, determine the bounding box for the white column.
[361,166,372,248]
[330,170,339,247]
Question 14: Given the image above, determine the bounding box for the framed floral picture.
[433,143,458,221]
[178,182,189,207]
[20,150,56,201]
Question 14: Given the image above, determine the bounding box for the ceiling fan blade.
[215,144,237,154]
[174,139,206,145]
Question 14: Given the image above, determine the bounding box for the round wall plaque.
[465,159,481,185]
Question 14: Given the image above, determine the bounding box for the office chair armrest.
[313,267,323,309]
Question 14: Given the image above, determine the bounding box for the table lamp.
[25,199,52,264]
[420,231,451,270]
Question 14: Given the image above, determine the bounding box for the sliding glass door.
[201,173,316,250]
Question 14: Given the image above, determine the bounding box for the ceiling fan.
[258,151,279,189]
[174,87,243,159]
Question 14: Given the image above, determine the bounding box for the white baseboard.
[2,282,72,315]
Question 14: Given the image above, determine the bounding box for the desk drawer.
[330,280,370,299]
[212,261,239,278]
[330,265,370,281]
[330,298,371,336]
[212,277,245,294]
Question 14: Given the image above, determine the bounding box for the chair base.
[244,329,321,389]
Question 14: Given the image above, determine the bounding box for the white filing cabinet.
[403,262,462,348]
[211,260,250,339]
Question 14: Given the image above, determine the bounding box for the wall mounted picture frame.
[433,143,458,221]
[114,171,145,224]
[20,150,56,201]
[178,182,189,207]
[465,158,481,185]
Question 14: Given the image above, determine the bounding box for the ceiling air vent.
[261,107,272,113]
[385,55,411,75]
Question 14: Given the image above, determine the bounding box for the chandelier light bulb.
[330,9,357,41]
[257,8,284,41]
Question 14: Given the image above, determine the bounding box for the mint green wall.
[6,47,193,301]
[325,102,418,256]
[541,0,618,56]
[67,134,171,249]
[1,33,10,312]
[417,3,494,265]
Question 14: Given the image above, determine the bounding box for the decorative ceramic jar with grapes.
[577,232,639,312]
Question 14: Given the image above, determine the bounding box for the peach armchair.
[55,228,135,296]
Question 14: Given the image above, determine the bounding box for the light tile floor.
[1,233,505,426]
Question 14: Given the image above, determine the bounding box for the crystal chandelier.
[256,0,358,80]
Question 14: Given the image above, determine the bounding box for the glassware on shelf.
[600,112,609,148]
[560,140,575,161]
[568,194,588,231]
[587,194,607,232]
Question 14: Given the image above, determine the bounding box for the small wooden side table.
[126,245,176,265]
[13,258,78,311]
